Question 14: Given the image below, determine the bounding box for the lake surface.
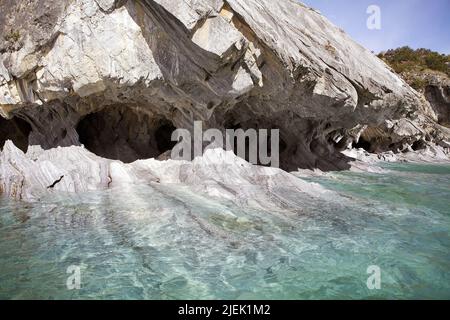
[0,163,449,299]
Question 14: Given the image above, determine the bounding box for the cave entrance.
[411,140,427,151]
[353,136,373,152]
[155,123,177,155]
[76,106,177,163]
[224,120,288,168]
[0,116,32,152]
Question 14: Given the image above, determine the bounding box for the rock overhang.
[0,0,442,177]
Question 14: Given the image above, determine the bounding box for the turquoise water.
[0,163,449,299]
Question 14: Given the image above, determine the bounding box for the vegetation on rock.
[378,47,449,90]
[378,47,450,127]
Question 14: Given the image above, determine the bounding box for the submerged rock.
[0,0,449,199]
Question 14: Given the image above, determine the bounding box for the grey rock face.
[0,0,448,200]
[354,71,450,154]
[424,74,450,127]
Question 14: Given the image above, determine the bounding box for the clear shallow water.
[0,163,449,299]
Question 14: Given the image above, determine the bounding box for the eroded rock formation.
[422,74,450,127]
[0,0,449,199]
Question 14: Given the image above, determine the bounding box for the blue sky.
[301,0,450,54]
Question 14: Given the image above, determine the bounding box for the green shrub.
[410,78,428,91]
[3,30,20,43]
[378,46,450,77]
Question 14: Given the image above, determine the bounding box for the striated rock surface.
[354,76,450,155]
[421,73,449,127]
[378,47,449,128]
[0,0,449,199]
[0,141,329,202]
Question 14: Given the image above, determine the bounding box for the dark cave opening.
[221,110,354,171]
[76,106,177,163]
[353,137,373,152]
[224,121,288,167]
[411,139,427,151]
[0,116,32,152]
[155,123,177,154]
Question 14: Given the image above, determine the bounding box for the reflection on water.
[0,163,449,299]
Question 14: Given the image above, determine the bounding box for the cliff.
[378,47,449,128]
[0,0,448,199]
